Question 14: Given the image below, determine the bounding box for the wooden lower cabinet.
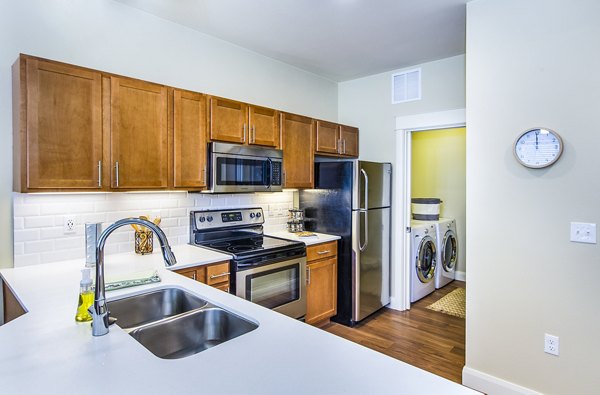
[174,261,230,293]
[305,241,338,325]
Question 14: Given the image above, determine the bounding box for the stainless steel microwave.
[206,142,283,193]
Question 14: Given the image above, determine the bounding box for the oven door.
[210,152,282,193]
[236,257,306,319]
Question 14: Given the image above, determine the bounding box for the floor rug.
[426,287,466,319]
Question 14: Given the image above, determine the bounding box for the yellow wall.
[411,127,466,274]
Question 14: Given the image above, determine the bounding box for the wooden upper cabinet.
[209,97,248,144]
[248,105,279,147]
[14,56,103,191]
[172,89,207,189]
[315,121,359,158]
[109,76,168,189]
[339,125,359,157]
[281,113,314,188]
[315,120,339,155]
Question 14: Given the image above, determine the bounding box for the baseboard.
[455,271,466,282]
[462,366,542,395]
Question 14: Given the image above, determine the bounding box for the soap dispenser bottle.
[75,268,94,322]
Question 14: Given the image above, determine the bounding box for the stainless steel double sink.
[107,287,258,359]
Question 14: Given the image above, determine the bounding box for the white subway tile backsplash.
[14,217,24,230]
[14,253,41,267]
[55,237,84,250]
[14,204,40,217]
[169,208,187,217]
[41,249,82,263]
[13,191,293,267]
[25,240,54,254]
[14,229,40,242]
[40,227,67,240]
[14,242,24,255]
[24,216,55,228]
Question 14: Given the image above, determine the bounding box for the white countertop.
[268,231,341,246]
[0,245,475,394]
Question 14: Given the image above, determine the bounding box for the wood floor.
[322,281,466,384]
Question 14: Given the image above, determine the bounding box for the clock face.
[514,128,563,168]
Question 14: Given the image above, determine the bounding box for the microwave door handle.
[265,158,273,189]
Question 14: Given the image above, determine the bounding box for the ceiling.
[114,0,467,82]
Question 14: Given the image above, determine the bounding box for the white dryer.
[434,218,458,289]
[410,221,437,303]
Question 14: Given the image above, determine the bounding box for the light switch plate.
[570,222,597,244]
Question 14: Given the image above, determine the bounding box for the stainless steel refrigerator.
[299,160,391,326]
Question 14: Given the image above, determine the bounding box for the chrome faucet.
[88,218,177,336]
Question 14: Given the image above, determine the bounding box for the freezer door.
[352,207,391,322]
[353,161,392,210]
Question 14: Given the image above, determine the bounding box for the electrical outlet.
[544,333,559,356]
[63,215,76,234]
[570,222,596,244]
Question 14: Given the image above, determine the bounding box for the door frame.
[391,109,465,311]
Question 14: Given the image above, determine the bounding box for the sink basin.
[106,287,258,359]
[107,288,208,329]
[129,307,258,359]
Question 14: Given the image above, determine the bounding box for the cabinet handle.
[343,139,346,154]
[251,125,256,144]
[115,161,119,187]
[317,250,330,255]
[210,272,230,279]
[98,160,102,187]
[243,124,247,143]
[192,272,197,281]
[282,171,286,186]
[202,167,206,184]
[307,266,311,285]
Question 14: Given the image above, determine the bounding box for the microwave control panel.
[271,162,282,186]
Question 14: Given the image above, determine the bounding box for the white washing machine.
[434,218,458,289]
[410,221,437,303]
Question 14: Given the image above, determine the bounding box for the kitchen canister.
[411,198,443,221]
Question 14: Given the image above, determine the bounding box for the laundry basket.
[411,198,442,220]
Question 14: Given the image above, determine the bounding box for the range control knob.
[250,213,256,219]
[256,212,262,218]
[198,216,206,223]
[206,216,213,222]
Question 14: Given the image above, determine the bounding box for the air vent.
[391,68,421,104]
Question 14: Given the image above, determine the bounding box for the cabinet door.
[306,257,338,325]
[248,105,279,147]
[281,113,314,188]
[209,97,248,144]
[339,125,359,157]
[315,120,339,155]
[173,89,207,189]
[21,58,103,190]
[110,77,168,189]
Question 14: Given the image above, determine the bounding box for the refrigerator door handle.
[360,168,369,210]
[359,211,369,252]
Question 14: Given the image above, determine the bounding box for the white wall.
[338,56,466,309]
[338,55,465,164]
[464,0,600,393]
[0,0,339,268]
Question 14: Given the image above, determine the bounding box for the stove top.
[197,235,302,257]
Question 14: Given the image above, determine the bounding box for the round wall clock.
[513,128,563,168]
